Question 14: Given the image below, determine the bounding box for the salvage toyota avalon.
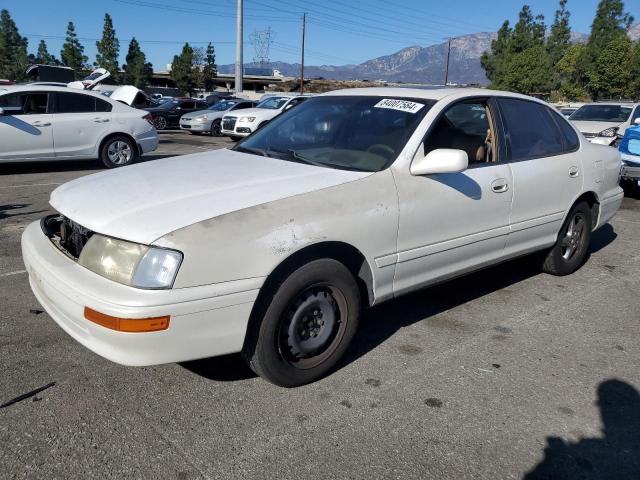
[22,88,624,387]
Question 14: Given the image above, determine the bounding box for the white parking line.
[0,182,63,189]
[0,270,26,278]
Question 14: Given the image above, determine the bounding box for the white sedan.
[221,94,311,140]
[22,88,623,387]
[0,85,158,168]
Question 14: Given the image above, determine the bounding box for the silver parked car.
[179,99,257,136]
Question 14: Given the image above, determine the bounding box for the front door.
[393,98,513,296]
[496,98,584,256]
[0,91,54,160]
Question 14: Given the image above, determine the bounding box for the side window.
[234,102,252,110]
[0,92,48,115]
[57,92,97,113]
[549,108,579,151]
[632,106,640,125]
[424,100,498,165]
[180,101,195,110]
[96,98,113,112]
[498,98,564,161]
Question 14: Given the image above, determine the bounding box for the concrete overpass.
[149,71,290,94]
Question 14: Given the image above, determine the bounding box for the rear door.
[0,91,55,160]
[497,98,583,256]
[52,92,113,158]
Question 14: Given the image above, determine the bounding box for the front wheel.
[153,115,168,130]
[210,120,222,137]
[541,201,592,276]
[243,259,361,387]
[100,136,137,168]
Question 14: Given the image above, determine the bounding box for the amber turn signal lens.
[84,307,170,333]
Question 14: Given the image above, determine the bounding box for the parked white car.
[221,94,311,140]
[569,102,640,146]
[22,88,623,387]
[0,85,158,167]
[180,99,257,136]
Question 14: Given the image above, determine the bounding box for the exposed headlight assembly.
[598,127,619,137]
[78,235,182,289]
[238,116,256,123]
[193,115,208,122]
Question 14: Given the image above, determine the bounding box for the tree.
[171,43,197,95]
[556,44,589,100]
[588,35,634,99]
[60,22,88,77]
[0,9,28,81]
[585,0,634,99]
[510,5,545,53]
[547,0,572,66]
[95,13,120,75]
[122,37,152,88]
[36,40,58,65]
[502,44,553,93]
[628,41,640,100]
[201,42,218,91]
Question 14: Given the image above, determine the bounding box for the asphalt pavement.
[1,131,639,479]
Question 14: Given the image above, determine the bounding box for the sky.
[2,0,639,70]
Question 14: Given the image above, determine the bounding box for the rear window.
[498,98,564,161]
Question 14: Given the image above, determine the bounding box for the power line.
[24,33,235,45]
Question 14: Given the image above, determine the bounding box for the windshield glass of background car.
[257,97,288,109]
[569,105,632,122]
[236,96,434,172]
[210,101,236,111]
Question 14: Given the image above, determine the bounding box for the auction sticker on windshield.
[374,98,424,114]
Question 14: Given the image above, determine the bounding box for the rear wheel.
[100,136,137,168]
[542,201,592,276]
[210,120,222,137]
[153,115,168,130]
[243,259,361,387]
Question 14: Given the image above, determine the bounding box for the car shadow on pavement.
[0,159,104,175]
[180,353,256,382]
[589,224,617,254]
[523,379,640,479]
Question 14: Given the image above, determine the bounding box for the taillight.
[143,113,154,127]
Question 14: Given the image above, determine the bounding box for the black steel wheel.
[243,259,361,387]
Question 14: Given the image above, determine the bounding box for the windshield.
[209,100,237,111]
[234,95,434,172]
[570,105,632,122]
[257,96,289,109]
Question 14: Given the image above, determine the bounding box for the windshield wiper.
[268,148,329,168]
[234,145,269,157]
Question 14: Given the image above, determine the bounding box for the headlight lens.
[193,115,208,122]
[598,127,618,137]
[238,116,256,123]
[78,235,182,289]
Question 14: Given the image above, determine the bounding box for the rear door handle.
[93,118,110,123]
[31,122,51,127]
[491,178,509,193]
[569,166,579,177]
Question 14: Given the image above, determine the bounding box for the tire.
[153,115,168,130]
[100,135,137,168]
[210,120,222,137]
[230,135,242,142]
[542,201,592,276]
[243,259,361,387]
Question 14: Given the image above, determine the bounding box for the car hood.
[182,108,223,120]
[571,120,622,135]
[224,107,279,118]
[109,85,141,106]
[50,149,372,245]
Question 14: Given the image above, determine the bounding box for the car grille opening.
[223,116,237,131]
[41,214,94,260]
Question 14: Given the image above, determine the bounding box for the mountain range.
[219,23,640,86]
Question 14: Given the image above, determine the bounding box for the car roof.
[577,102,639,107]
[320,87,546,104]
[0,84,111,99]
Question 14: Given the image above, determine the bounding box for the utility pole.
[300,13,306,94]
[444,37,451,86]
[235,0,243,93]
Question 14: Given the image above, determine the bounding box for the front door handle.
[31,122,51,127]
[569,165,579,177]
[93,118,110,123]
[491,178,509,193]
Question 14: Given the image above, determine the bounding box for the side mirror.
[410,148,469,176]
[634,118,640,126]
[0,107,4,115]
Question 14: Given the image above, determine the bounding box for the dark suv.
[144,98,207,130]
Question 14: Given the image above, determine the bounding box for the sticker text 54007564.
[374,98,425,114]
